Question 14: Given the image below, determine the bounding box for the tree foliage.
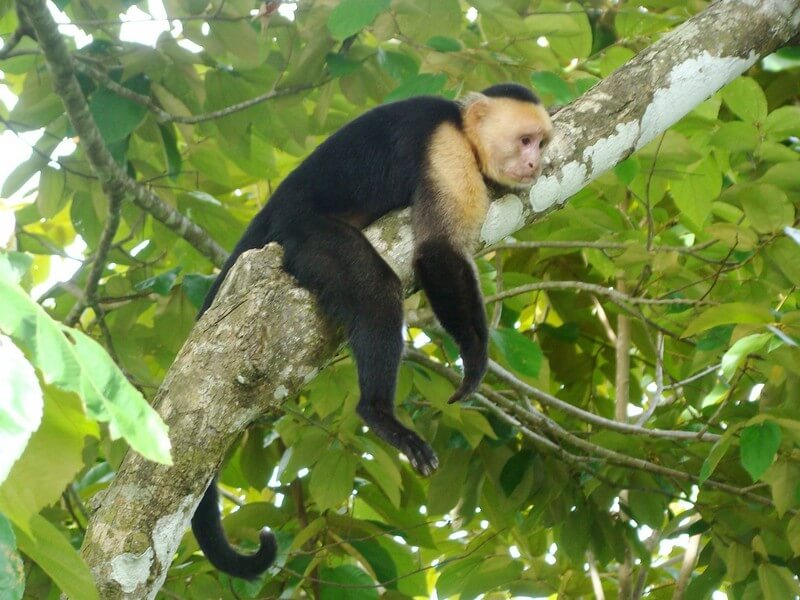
[1,0,800,598]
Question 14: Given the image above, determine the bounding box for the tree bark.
[76,1,800,598]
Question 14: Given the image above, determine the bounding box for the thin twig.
[17,0,228,267]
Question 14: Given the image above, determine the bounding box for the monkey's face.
[466,97,553,189]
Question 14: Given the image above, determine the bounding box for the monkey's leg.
[413,238,488,404]
[282,216,438,475]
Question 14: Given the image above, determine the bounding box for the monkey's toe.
[400,434,438,476]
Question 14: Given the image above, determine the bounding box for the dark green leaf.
[89,74,150,144]
[319,565,379,600]
[182,273,216,309]
[158,124,182,179]
[490,328,543,378]
[531,71,574,105]
[135,267,181,296]
[426,36,461,52]
[326,53,362,77]
[740,421,781,481]
[309,449,357,510]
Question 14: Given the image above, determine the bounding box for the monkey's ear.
[461,92,491,121]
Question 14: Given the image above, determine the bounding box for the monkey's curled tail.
[191,479,277,579]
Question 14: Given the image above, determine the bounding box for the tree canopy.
[1,0,800,599]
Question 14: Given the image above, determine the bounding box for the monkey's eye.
[539,139,546,149]
[521,136,532,146]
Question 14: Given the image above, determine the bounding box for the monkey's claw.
[398,432,439,476]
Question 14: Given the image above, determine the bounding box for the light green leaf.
[722,77,768,124]
[765,106,800,141]
[740,421,781,481]
[327,0,390,40]
[0,252,33,285]
[670,157,720,230]
[729,184,794,234]
[35,165,67,218]
[309,449,357,510]
[757,564,800,600]
[0,513,24,600]
[490,328,543,378]
[720,333,772,381]
[725,543,753,583]
[761,459,800,517]
[787,513,800,556]
[682,303,774,338]
[710,121,760,152]
[14,513,99,600]
[0,387,97,529]
[0,277,171,465]
[385,74,446,103]
[699,433,733,484]
[0,334,43,486]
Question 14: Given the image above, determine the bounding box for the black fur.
[482,83,540,104]
[192,83,533,579]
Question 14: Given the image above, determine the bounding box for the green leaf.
[182,273,216,310]
[327,0,390,40]
[740,421,781,481]
[682,303,774,338]
[787,513,800,556]
[710,121,760,152]
[384,74,446,103]
[0,387,98,529]
[720,333,772,381]
[461,555,523,598]
[319,565,379,600]
[89,74,150,144]
[0,335,43,485]
[158,124,182,179]
[670,156,720,230]
[699,434,733,484]
[490,328,543,378]
[761,459,800,517]
[426,36,461,52]
[350,539,398,589]
[0,277,171,465]
[35,165,68,218]
[721,77,768,124]
[14,513,99,600]
[135,267,181,296]
[531,71,575,105]
[765,106,800,141]
[426,450,470,514]
[726,183,793,234]
[309,449,357,510]
[326,53,362,77]
[724,543,753,584]
[0,514,24,600]
[757,564,800,600]
[0,252,33,285]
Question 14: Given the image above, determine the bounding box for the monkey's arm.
[413,238,488,404]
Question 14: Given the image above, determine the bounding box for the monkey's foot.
[396,430,439,476]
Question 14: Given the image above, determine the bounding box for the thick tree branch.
[76,1,800,597]
[16,0,228,268]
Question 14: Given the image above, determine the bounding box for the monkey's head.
[462,83,553,189]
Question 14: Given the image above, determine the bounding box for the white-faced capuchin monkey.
[191,82,553,579]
